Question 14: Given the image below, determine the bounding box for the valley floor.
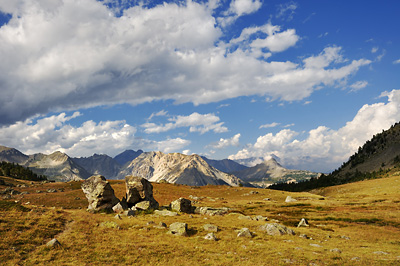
[1,175,400,265]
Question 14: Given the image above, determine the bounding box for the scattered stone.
[249,191,259,194]
[203,224,218,232]
[373,251,389,255]
[81,175,120,212]
[195,206,230,216]
[146,221,155,225]
[125,176,159,210]
[238,215,252,220]
[46,238,61,248]
[168,222,188,236]
[74,197,80,200]
[310,244,323,248]
[154,222,167,229]
[204,232,218,241]
[351,257,361,261]
[135,201,152,210]
[259,223,295,236]
[114,214,122,220]
[189,195,203,201]
[297,218,309,227]
[99,221,120,229]
[170,198,193,213]
[285,196,297,203]
[112,201,128,213]
[154,209,178,217]
[299,234,309,239]
[263,198,271,201]
[330,248,342,253]
[20,191,29,195]
[237,228,252,238]
[47,188,57,193]
[282,258,295,264]
[122,209,135,217]
[341,235,350,240]
[253,215,268,221]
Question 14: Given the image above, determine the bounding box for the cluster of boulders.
[81,175,159,213]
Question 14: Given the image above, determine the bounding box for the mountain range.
[0,145,319,186]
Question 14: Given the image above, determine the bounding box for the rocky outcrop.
[81,175,120,211]
[125,176,159,210]
[170,198,192,213]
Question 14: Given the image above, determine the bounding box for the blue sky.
[0,0,399,173]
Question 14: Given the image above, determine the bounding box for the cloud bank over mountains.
[0,0,370,125]
[229,90,400,172]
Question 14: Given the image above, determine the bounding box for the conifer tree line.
[0,161,47,181]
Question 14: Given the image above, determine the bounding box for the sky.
[0,0,400,173]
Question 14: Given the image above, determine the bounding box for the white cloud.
[142,112,228,134]
[148,110,168,121]
[349,80,368,92]
[371,47,379,53]
[393,59,400,64]
[0,111,193,157]
[228,0,262,17]
[0,0,371,126]
[276,1,297,21]
[229,89,400,172]
[0,112,137,157]
[210,133,241,149]
[259,122,280,129]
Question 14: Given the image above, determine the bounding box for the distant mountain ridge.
[0,145,318,187]
[113,149,143,166]
[201,156,248,173]
[233,158,320,187]
[72,154,122,179]
[118,151,247,186]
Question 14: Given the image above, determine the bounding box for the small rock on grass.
[46,238,61,248]
[204,233,218,241]
[237,228,252,238]
[203,224,218,232]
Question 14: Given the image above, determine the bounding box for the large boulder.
[81,175,120,211]
[170,198,192,213]
[125,176,159,209]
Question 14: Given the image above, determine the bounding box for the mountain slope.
[72,154,121,178]
[0,145,29,164]
[118,151,245,186]
[201,156,248,173]
[25,151,91,182]
[113,149,143,166]
[234,158,320,187]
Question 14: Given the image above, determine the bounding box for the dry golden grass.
[1,175,399,265]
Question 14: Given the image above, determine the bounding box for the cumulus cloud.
[0,112,191,157]
[393,59,400,64]
[209,133,241,149]
[227,0,262,16]
[229,89,400,172]
[142,112,228,134]
[0,0,371,126]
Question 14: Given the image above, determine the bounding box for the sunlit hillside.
[1,173,399,265]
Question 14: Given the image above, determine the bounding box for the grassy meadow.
[1,174,399,265]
